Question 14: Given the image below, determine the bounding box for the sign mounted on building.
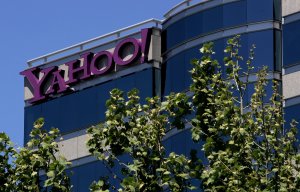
[20,28,152,104]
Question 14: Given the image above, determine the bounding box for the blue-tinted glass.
[164,52,186,94]
[164,19,186,50]
[41,98,62,131]
[24,104,42,143]
[185,46,202,88]
[95,81,116,121]
[284,104,300,140]
[283,20,300,67]
[223,1,247,28]
[171,130,188,155]
[61,87,98,133]
[24,70,154,138]
[212,39,226,78]
[248,30,274,71]
[163,135,172,156]
[68,161,110,192]
[115,75,135,93]
[134,69,154,99]
[247,0,274,23]
[203,6,223,33]
[186,12,203,40]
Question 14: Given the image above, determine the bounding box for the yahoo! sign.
[21,29,152,104]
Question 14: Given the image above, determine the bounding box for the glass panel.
[162,52,185,96]
[248,30,274,71]
[202,6,223,33]
[134,69,154,100]
[163,0,278,52]
[247,0,274,23]
[223,0,247,28]
[164,18,186,50]
[284,104,300,139]
[185,46,202,88]
[24,70,154,136]
[186,12,203,40]
[24,105,42,143]
[283,20,300,67]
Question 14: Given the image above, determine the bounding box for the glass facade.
[162,0,280,52]
[24,68,154,143]
[162,30,279,97]
[283,20,300,67]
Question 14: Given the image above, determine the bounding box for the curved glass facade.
[162,0,281,52]
[162,30,281,96]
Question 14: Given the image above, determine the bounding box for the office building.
[21,0,300,191]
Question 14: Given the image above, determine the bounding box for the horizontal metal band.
[163,0,240,28]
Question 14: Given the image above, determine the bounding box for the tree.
[87,36,300,191]
[190,36,300,191]
[0,132,16,192]
[0,118,71,192]
[87,90,201,191]
[1,36,300,191]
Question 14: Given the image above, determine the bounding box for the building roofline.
[26,18,162,68]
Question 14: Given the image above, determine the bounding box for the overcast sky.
[0,0,182,146]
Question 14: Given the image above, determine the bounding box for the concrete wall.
[282,0,300,16]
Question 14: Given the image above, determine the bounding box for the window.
[223,0,247,28]
[283,20,300,67]
[24,69,154,139]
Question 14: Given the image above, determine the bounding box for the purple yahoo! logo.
[20,28,152,104]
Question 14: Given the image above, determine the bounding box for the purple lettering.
[20,67,55,103]
[90,51,114,75]
[46,69,68,94]
[140,28,152,63]
[21,28,153,104]
[66,52,93,84]
[113,38,140,66]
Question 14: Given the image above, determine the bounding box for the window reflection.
[283,20,300,67]
[163,0,277,51]
[162,30,276,97]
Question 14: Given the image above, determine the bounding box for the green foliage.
[0,132,16,192]
[2,36,300,192]
[87,89,199,191]
[190,36,300,191]
[88,35,300,192]
[0,118,72,192]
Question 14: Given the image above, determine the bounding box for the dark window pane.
[185,46,202,88]
[223,1,247,28]
[24,70,154,137]
[169,52,186,93]
[164,19,186,50]
[247,0,274,23]
[283,20,300,67]
[24,105,42,143]
[203,6,223,33]
[134,69,154,99]
[186,12,203,40]
[248,30,274,71]
[284,104,300,140]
